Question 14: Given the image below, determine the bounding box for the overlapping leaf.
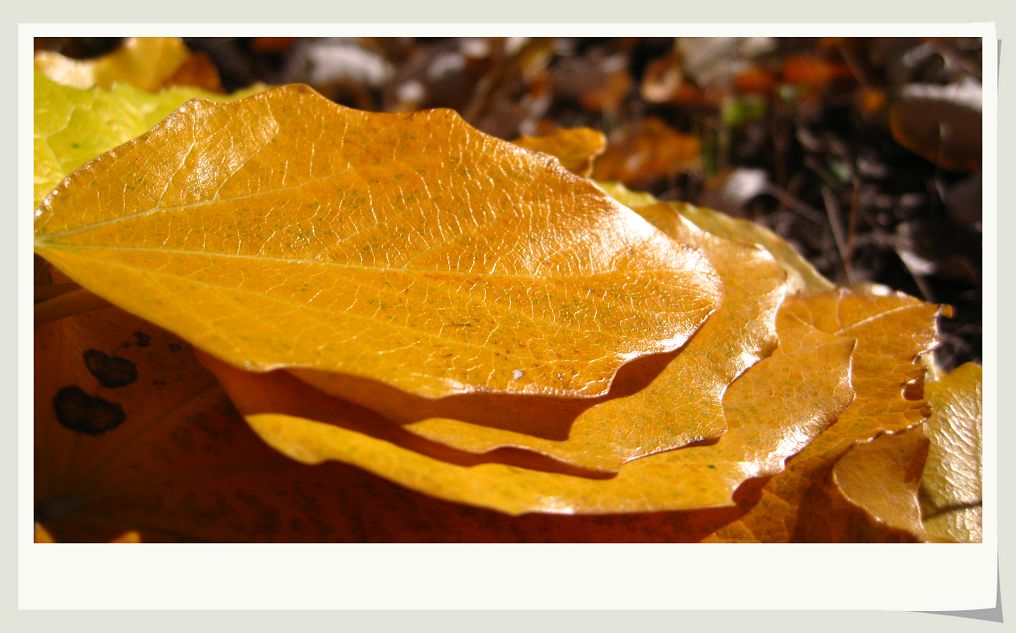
[597,182,832,294]
[700,289,942,542]
[306,202,787,472]
[34,84,722,399]
[201,295,853,516]
[35,37,192,92]
[832,426,931,540]
[34,71,262,208]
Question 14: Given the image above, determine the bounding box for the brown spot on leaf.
[132,330,152,347]
[52,386,126,435]
[82,349,138,388]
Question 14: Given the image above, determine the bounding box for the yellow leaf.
[920,362,982,542]
[34,84,721,399]
[200,298,854,515]
[596,182,833,294]
[513,127,606,177]
[34,70,264,208]
[831,426,931,540]
[301,203,788,472]
[703,289,942,542]
[35,37,191,92]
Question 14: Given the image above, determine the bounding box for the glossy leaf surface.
[920,362,982,542]
[203,299,853,515]
[34,71,261,207]
[295,204,788,471]
[34,84,722,399]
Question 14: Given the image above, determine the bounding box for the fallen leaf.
[831,425,931,540]
[163,51,224,93]
[35,37,192,92]
[201,296,853,515]
[298,203,788,472]
[920,362,982,542]
[34,71,262,208]
[591,118,701,186]
[890,81,982,172]
[702,289,942,542]
[513,127,606,177]
[35,84,721,399]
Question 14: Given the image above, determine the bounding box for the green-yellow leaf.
[34,84,721,399]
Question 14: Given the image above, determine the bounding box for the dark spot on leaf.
[52,386,126,436]
[152,379,167,387]
[707,464,716,469]
[82,349,138,388]
[132,331,152,347]
[168,342,184,353]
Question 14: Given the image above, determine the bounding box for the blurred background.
[35,36,984,370]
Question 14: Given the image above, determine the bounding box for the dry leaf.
[920,362,982,542]
[890,81,982,172]
[35,37,192,92]
[703,289,942,542]
[35,84,721,399]
[200,295,853,516]
[832,426,931,540]
[513,127,606,177]
[297,203,788,472]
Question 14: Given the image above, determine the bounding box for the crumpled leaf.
[34,84,721,399]
[701,289,942,542]
[298,203,788,472]
[513,127,606,177]
[920,362,982,542]
[831,426,931,540]
[201,297,854,515]
[35,37,192,92]
[34,71,263,208]
[596,182,833,294]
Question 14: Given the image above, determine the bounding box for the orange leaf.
[513,127,606,177]
[294,204,788,472]
[34,85,721,399]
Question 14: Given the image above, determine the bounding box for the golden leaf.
[35,84,721,398]
[702,289,942,542]
[34,70,263,208]
[298,203,788,472]
[831,426,931,540]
